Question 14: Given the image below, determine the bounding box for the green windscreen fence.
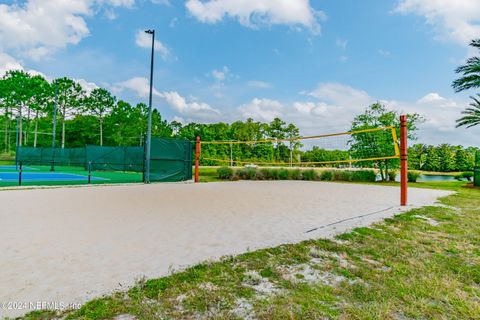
[10,137,193,187]
[16,147,86,166]
[150,137,193,182]
[86,145,144,172]
[475,151,479,187]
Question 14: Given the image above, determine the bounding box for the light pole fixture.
[144,29,155,184]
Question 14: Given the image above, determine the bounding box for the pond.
[417,175,460,182]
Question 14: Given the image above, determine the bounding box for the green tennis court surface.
[0,165,143,187]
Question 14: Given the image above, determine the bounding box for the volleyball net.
[199,126,400,167]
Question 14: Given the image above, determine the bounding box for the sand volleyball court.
[0,181,451,317]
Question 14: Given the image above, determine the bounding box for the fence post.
[88,161,92,184]
[195,136,200,183]
[400,115,408,206]
[18,161,23,186]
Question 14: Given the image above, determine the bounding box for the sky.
[0,0,479,147]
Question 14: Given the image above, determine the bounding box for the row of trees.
[409,144,478,172]
[0,70,173,153]
[1,70,478,175]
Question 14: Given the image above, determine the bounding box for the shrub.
[237,168,257,180]
[408,171,421,183]
[462,171,474,181]
[454,174,464,181]
[387,170,397,182]
[289,169,303,180]
[278,168,289,180]
[351,170,377,182]
[333,170,352,181]
[217,166,234,180]
[320,170,333,181]
[302,169,317,181]
[255,170,265,180]
[268,169,280,180]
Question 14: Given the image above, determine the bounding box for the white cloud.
[395,0,480,45]
[161,91,221,119]
[235,84,479,147]
[247,80,273,89]
[114,76,162,98]
[239,98,284,122]
[76,78,99,94]
[0,52,24,77]
[308,83,373,108]
[0,0,136,61]
[135,30,171,61]
[185,0,323,33]
[211,66,229,81]
[115,77,221,121]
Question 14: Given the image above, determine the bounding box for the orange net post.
[195,136,200,183]
[400,115,408,206]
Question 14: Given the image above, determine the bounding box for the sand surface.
[0,181,451,318]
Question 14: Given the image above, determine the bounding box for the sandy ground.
[0,181,451,318]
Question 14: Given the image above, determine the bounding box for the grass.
[9,180,479,320]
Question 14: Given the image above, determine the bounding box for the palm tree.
[456,94,480,128]
[452,39,480,92]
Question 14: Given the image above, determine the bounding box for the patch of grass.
[17,181,480,320]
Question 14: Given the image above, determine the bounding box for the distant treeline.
[1,70,478,172]
[409,144,479,172]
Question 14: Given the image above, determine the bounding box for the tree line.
[409,144,478,172]
[1,70,478,173]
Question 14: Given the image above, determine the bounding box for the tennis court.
[0,181,451,318]
[0,172,107,182]
[0,164,142,187]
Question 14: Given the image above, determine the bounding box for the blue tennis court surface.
[0,172,108,182]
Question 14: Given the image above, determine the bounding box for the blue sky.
[1,0,480,146]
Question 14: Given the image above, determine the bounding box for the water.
[417,175,459,182]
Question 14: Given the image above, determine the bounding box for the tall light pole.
[144,29,155,183]
[50,84,58,172]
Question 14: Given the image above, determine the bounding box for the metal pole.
[400,115,408,206]
[18,161,22,186]
[144,29,155,184]
[88,161,92,184]
[15,114,19,170]
[51,85,58,172]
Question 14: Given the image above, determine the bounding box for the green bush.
[289,169,303,180]
[351,170,377,182]
[261,168,279,180]
[462,171,474,181]
[387,170,397,182]
[302,169,317,181]
[333,170,352,181]
[320,170,333,181]
[255,170,265,180]
[217,166,234,180]
[278,168,289,180]
[408,171,421,183]
[237,168,257,180]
